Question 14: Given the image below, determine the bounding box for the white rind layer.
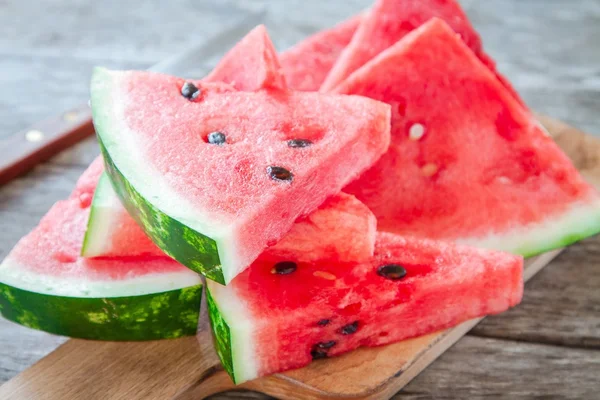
[82,174,127,257]
[91,68,240,276]
[456,198,600,256]
[0,258,202,298]
[207,280,258,383]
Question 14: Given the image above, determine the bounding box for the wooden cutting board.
[0,115,597,400]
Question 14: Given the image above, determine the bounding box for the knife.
[0,9,266,186]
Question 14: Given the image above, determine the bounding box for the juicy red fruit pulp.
[336,19,595,244]
[226,233,523,378]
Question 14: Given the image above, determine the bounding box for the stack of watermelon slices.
[2,0,600,385]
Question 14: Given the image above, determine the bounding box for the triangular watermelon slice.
[333,19,600,256]
[320,0,524,106]
[92,68,391,284]
[0,161,203,340]
[82,26,375,264]
[82,26,288,259]
[205,25,286,91]
[280,14,361,91]
[83,171,377,263]
[207,232,523,383]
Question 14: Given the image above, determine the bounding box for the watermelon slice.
[0,163,202,340]
[320,0,524,106]
[280,14,361,91]
[207,232,523,383]
[83,171,376,263]
[205,25,286,91]
[92,68,391,284]
[83,25,291,258]
[334,19,600,256]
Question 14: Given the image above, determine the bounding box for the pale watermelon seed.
[377,264,407,281]
[287,139,312,148]
[497,176,512,184]
[313,271,336,280]
[267,166,293,182]
[181,82,200,100]
[421,163,438,177]
[207,131,226,145]
[409,123,425,140]
[271,261,297,275]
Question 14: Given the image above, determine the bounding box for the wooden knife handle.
[0,103,95,186]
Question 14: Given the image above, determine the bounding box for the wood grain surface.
[2,0,600,398]
[1,117,599,400]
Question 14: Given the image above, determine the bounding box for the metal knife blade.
[0,8,266,186]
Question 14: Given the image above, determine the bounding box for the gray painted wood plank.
[1,0,600,397]
[472,239,600,349]
[395,336,600,400]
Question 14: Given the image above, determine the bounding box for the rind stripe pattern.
[0,283,203,341]
[206,287,236,383]
[98,140,225,284]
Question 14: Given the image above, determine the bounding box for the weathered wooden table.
[1,0,599,398]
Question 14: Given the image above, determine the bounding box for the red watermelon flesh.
[83,168,377,263]
[334,19,600,257]
[71,155,104,208]
[83,29,375,263]
[7,200,184,281]
[205,25,286,91]
[265,192,376,262]
[207,232,523,383]
[83,25,290,258]
[22,163,192,283]
[280,14,361,91]
[320,0,524,106]
[92,69,391,283]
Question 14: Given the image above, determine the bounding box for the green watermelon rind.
[205,281,258,383]
[205,287,236,382]
[520,223,600,258]
[91,67,225,284]
[97,140,224,284]
[0,282,203,340]
[458,199,600,258]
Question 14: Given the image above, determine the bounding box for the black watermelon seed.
[317,319,330,326]
[272,261,297,275]
[339,321,359,335]
[267,166,293,182]
[207,131,226,145]
[181,82,200,100]
[287,139,312,148]
[377,264,407,281]
[311,349,328,360]
[316,341,337,350]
